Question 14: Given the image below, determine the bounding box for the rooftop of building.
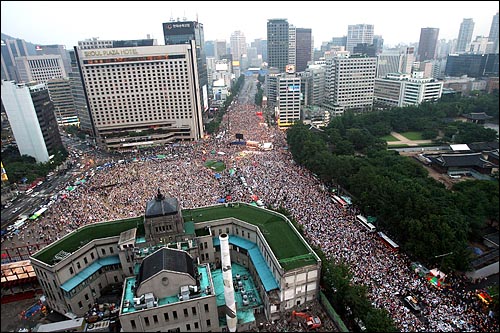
[121,262,262,326]
[31,203,317,270]
[184,203,317,271]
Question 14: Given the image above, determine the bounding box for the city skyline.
[1,1,498,50]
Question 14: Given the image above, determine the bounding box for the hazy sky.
[1,1,498,49]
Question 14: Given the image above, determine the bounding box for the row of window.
[129,304,211,329]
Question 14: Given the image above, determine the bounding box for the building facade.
[68,50,93,135]
[267,19,289,72]
[374,72,443,108]
[445,53,499,78]
[75,44,204,150]
[1,38,30,82]
[230,31,247,63]
[295,28,313,72]
[1,81,62,162]
[486,12,499,54]
[325,53,377,112]
[417,28,440,62]
[15,54,67,84]
[456,19,475,53]
[163,21,209,115]
[346,24,374,53]
[276,74,302,127]
[47,78,78,126]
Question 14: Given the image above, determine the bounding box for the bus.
[331,195,349,209]
[356,215,376,233]
[377,231,400,251]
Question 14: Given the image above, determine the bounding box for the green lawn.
[400,131,423,140]
[183,204,317,270]
[380,134,399,142]
[204,160,226,172]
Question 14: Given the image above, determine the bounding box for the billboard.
[287,84,300,92]
[285,64,295,73]
[163,22,194,35]
[1,162,8,182]
[215,63,228,71]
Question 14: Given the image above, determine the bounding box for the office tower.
[1,38,30,81]
[417,28,439,61]
[75,43,204,150]
[346,24,374,53]
[1,81,62,163]
[163,20,209,114]
[215,40,227,60]
[373,35,384,54]
[296,28,312,72]
[68,50,92,135]
[230,31,247,62]
[267,18,289,72]
[46,78,78,126]
[15,55,67,84]
[456,19,475,53]
[261,40,268,63]
[325,54,377,112]
[487,12,499,54]
[353,43,377,57]
[288,25,297,70]
[276,74,302,127]
[35,44,72,75]
[302,64,326,106]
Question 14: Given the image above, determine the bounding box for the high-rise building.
[214,40,227,60]
[47,78,78,126]
[325,53,377,112]
[35,44,72,75]
[1,81,62,163]
[230,31,247,63]
[267,19,289,72]
[274,74,302,127]
[346,24,374,53]
[15,54,67,84]
[204,40,215,57]
[417,28,439,61]
[296,28,313,72]
[163,21,208,114]
[68,50,92,135]
[469,36,493,54]
[456,19,475,53]
[288,25,296,70]
[75,43,204,150]
[1,38,30,82]
[487,12,499,54]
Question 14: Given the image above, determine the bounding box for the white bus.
[356,215,376,233]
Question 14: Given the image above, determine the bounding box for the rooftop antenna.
[183,11,187,21]
[196,12,199,22]
[170,11,173,22]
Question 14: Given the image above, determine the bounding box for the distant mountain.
[2,32,38,55]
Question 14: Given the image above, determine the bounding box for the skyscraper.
[296,28,312,72]
[456,18,475,53]
[230,31,247,62]
[163,20,209,114]
[15,54,67,84]
[346,24,374,53]
[417,28,439,61]
[487,12,499,54]
[1,38,30,82]
[1,81,62,163]
[215,40,227,60]
[267,19,289,72]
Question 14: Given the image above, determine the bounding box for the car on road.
[11,207,21,214]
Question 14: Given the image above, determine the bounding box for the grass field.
[204,160,226,172]
[183,204,317,270]
[380,134,399,142]
[400,131,423,140]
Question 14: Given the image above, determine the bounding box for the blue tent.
[217,198,226,203]
[215,173,221,179]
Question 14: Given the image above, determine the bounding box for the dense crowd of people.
[1,95,498,332]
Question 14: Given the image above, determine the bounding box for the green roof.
[32,203,318,270]
[182,203,318,270]
[32,217,144,265]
